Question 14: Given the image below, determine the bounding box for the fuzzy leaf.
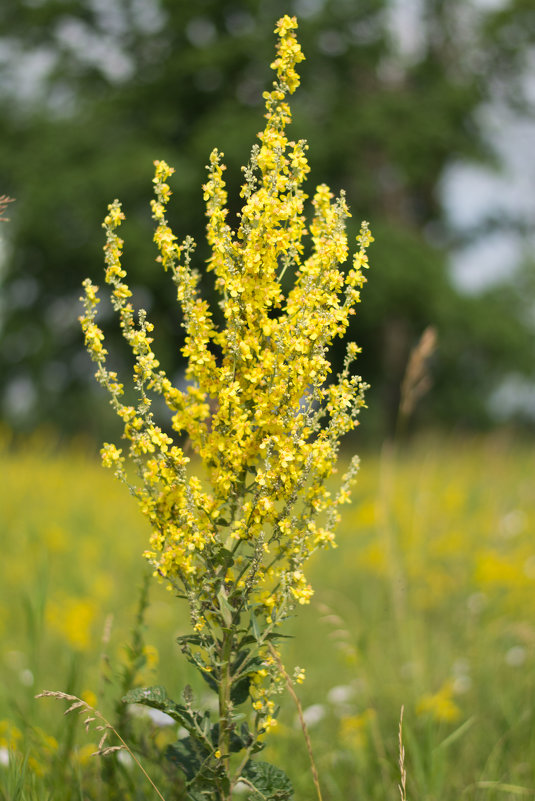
[165,737,210,783]
[177,634,204,647]
[183,685,194,705]
[123,685,195,728]
[231,675,251,706]
[199,669,218,695]
[241,761,293,800]
[210,722,252,753]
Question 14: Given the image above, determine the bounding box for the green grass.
[1,430,535,799]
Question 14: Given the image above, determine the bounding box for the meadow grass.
[1,430,535,799]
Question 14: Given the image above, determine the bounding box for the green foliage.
[241,761,294,800]
[3,434,535,798]
[61,16,370,800]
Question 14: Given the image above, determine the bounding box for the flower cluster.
[80,16,371,786]
[81,16,371,625]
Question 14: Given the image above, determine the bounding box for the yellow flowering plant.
[79,15,371,801]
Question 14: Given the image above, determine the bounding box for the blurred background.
[0,0,534,442]
[2,4,535,797]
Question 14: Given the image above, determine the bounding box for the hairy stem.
[218,612,235,799]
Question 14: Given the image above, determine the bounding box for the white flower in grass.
[300,704,326,727]
[327,685,355,705]
[117,750,134,768]
[452,658,472,693]
[467,592,487,615]
[505,646,526,667]
[19,669,34,686]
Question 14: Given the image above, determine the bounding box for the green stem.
[218,621,234,799]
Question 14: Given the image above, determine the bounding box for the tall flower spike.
[79,17,373,797]
[80,23,372,781]
[81,15,372,604]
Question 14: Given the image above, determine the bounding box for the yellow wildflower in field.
[46,595,97,651]
[80,14,372,628]
[416,680,461,723]
[78,19,374,784]
[339,710,372,751]
[0,719,22,752]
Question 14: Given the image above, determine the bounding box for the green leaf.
[186,789,212,801]
[238,634,257,648]
[250,611,261,640]
[123,685,195,729]
[199,669,219,694]
[231,674,251,706]
[177,634,204,647]
[167,736,233,801]
[215,544,234,559]
[238,722,257,751]
[241,761,294,800]
[166,737,210,783]
[183,685,194,705]
[210,721,254,753]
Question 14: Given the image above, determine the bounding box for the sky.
[387,0,534,293]
[441,107,535,293]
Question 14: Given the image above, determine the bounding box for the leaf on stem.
[241,761,294,800]
[123,685,196,729]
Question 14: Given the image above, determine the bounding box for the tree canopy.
[0,0,534,438]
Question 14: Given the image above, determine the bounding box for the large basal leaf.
[241,761,294,800]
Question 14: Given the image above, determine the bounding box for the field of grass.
[1,430,535,800]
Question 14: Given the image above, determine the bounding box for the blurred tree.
[0,0,533,437]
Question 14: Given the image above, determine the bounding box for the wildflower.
[79,15,372,795]
[0,720,22,752]
[81,690,98,708]
[416,680,461,723]
[340,713,368,750]
[293,667,306,685]
[301,704,326,728]
[46,596,96,651]
[80,15,371,622]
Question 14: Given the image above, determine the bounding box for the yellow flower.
[417,680,461,723]
[47,595,96,651]
[81,689,98,709]
[75,743,98,766]
[80,14,371,688]
[0,719,22,750]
